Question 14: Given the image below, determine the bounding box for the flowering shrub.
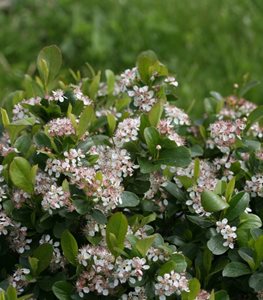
[0,45,263,300]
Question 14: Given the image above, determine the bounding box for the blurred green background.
[0,0,263,116]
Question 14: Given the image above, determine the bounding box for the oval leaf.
[119,191,140,207]
[222,262,251,277]
[201,190,229,212]
[37,45,62,86]
[10,157,34,193]
[106,212,128,257]
[33,243,53,274]
[52,281,73,300]
[61,230,78,266]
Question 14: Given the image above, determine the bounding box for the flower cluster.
[128,85,156,112]
[47,117,76,137]
[154,271,189,299]
[9,268,30,294]
[209,119,245,153]
[216,218,237,249]
[113,117,140,147]
[76,244,150,297]
[245,174,263,197]
[41,185,73,214]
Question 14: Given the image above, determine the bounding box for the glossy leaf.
[135,235,156,257]
[207,235,228,255]
[148,100,163,127]
[144,127,160,156]
[9,157,34,193]
[106,212,128,257]
[37,45,62,87]
[222,262,251,277]
[119,191,140,207]
[224,192,250,221]
[201,190,229,212]
[33,243,53,274]
[61,230,78,266]
[52,281,73,300]
[136,50,158,82]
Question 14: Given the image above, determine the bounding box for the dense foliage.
[0,46,263,300]
[1,0,263,115]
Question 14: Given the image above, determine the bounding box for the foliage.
[0,46,263,299]
[1,0,263,116]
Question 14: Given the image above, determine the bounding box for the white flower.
[49,89,67,102]
[128,85,156,112]
[216,218,237,249]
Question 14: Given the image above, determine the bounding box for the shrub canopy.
[0,46,263,300]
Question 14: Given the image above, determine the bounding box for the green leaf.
[14,134,32,156]
[106,212,128,257]
[105,69,115,95]
[0,291,4,300]
[106,113,116,136]
[214,180,227,195]
[52,281,74,300]
[91,209,107,225]
[37,45,62,87]
[136,50,158,82]
[33,243,53,274]
[61,230,79,266]
[177,176,195,189]
[207,235,228,255]
[181,278,200,300]
[225,177,235,202]
[190,144,204,157]
[170,253,187,272]
[135,235,156,257]
[238,248,255,270]
[28,256,39,276]
[140,213,157,226]
[9,157,34,193]
[201,190,229,212]
[249,273,263,292]
[224,192,250,221]
[187,215,214,228]
[158,260,177,276]
[238,213,262,230]
[193,158,200,181]
[34,132,52,148]
[73,199,91,215]
[6,286,17,300]
[137,157,160,174]
[239,80,260,97]
[214,290,230,300]
[148,100,163,127]
[77,105,95,137]
[1,107,10,127]
[89,72,101,99]
[222,262,251,277]
[254,235,263,267]
[158,146,191,167]
[245,105,263,131]
[164,181,186,202]
[5,124,27,144]
[118,191,140,207]
[144,127,160,156]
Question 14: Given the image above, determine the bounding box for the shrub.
[0,45,263,299]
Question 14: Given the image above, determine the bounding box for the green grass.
[0,0,263,116]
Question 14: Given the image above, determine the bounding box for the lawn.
[0,0,263,116]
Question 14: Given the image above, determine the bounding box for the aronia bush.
[0,46,263,300]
